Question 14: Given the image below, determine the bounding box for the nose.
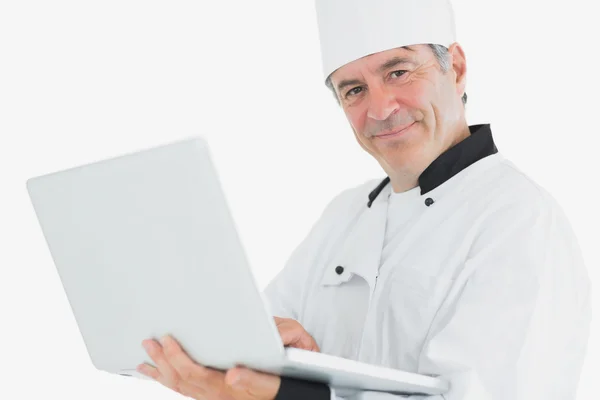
[366,84,400,121]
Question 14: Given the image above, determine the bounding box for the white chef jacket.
[263,124,591,399]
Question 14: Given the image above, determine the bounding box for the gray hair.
[325,44,468,106]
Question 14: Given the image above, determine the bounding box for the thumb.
[225,367,281,398]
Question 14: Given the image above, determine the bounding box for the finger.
[142,339,180,385]
[275,321,295,341]
[161,335,223,387]
[302,334,320,352]
[136,358,207,400]
[138,361,209,399]
[277,323,306,347]
[225,367,281,399]
[277,324,320,351]
[137,363,161,380]
[137,363,175,391]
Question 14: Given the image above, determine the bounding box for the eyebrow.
[376,56,414,74]
[336,46,415,94]
[336,79,364,95]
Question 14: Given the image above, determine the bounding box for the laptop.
[26,137,449,396]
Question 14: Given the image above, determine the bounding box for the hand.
[138,335,281,400]
[274,317,320,352]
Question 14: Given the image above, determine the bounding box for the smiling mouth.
[375,122,416,139]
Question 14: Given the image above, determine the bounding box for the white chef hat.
[315,0,457,83]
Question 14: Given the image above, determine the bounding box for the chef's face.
[329,44,467,178]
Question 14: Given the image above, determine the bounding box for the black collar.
[367,124,498,207]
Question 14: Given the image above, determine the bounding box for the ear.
[447,42,467,99]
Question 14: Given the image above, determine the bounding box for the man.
[137,0,591,399]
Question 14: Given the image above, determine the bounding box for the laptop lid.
[26,137,286,376]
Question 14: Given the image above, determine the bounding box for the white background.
[0,0,597,399]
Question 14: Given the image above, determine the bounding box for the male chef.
[137,0,591,399]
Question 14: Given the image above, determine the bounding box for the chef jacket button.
[335,266,344,275]
[425,197,434,207]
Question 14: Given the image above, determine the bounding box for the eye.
[345,86,363,98]
[390,70,407,79]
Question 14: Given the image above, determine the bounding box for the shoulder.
[466,155,582,268]
[320,177,382,218]
[472,154,562,216]
[457,154,576,263]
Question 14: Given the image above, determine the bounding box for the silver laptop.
[26,137,448,396]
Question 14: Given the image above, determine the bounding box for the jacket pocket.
[377,266,454,370]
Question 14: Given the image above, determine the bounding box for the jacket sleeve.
[262,186,356,320]
[263,186,363,400]
[333,193,591,400]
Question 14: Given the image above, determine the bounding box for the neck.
[388,122,471,194]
